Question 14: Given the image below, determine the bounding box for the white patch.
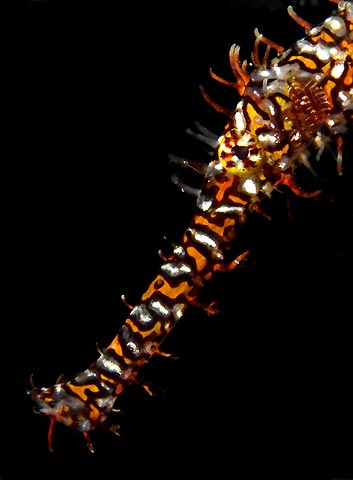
[324,16,346,37]
[95,378,114,393]
[316,43,331,62]
[214,204,244,214]
[258,69,271,78]
[97,355,122,375]
[75,369,97,384]
[149,300,169,317]
[212,160,224,172]
[238,132,254,147]
[131,304,154,325]
[277,155,291,170]
[161,262,191,276]
[172,303,186,320]
[267,102,276,117]
[262,182,274,197]
[78,419,92,432]
[95,396,116,410]
[308,26,320,36]
[240,177,259,195]
[326,114,347,134]
[339,89,353,109]
[197,195,213,211]
[338,91,349,102]
[125,340,140,355]
[190,228,217,248]
[292,131,301,142]
[163,321,171,332]
[258,131,277,146]
[331,62,345,79]
[296,39,316,55]
[173,245,185,258]
[234,109,246,133]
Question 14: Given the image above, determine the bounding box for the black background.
[1,1,352,479]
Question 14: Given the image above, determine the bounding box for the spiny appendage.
[200,43,250,117]
[205,24,285,107]
[185,120,219,150]
[251,27,285,67]
[287,5,313,32]
[169,120,220,196]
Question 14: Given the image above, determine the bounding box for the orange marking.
[320,31,335,44]
[107,335,124,356]
[228,194,247,205]
[194,215,236,239]
[270,144,289,161]
[151,320,163,337]
[114,383,124,395]
[123,319,154,339]
[141,276,189,301]
[193,214,211,227]
[68,383,99,401]
[323,80,337,109]
[215,177,234,202]
[286,56,318,70]
[344,64,353,87]
[125,317,167,340]
[186,245,207,272]
[89,403,101,421]
[246,102,262,126]
[99,372,118,385]
[125,318,145,334]
[141,276,164,300]
[158,279,190,299]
